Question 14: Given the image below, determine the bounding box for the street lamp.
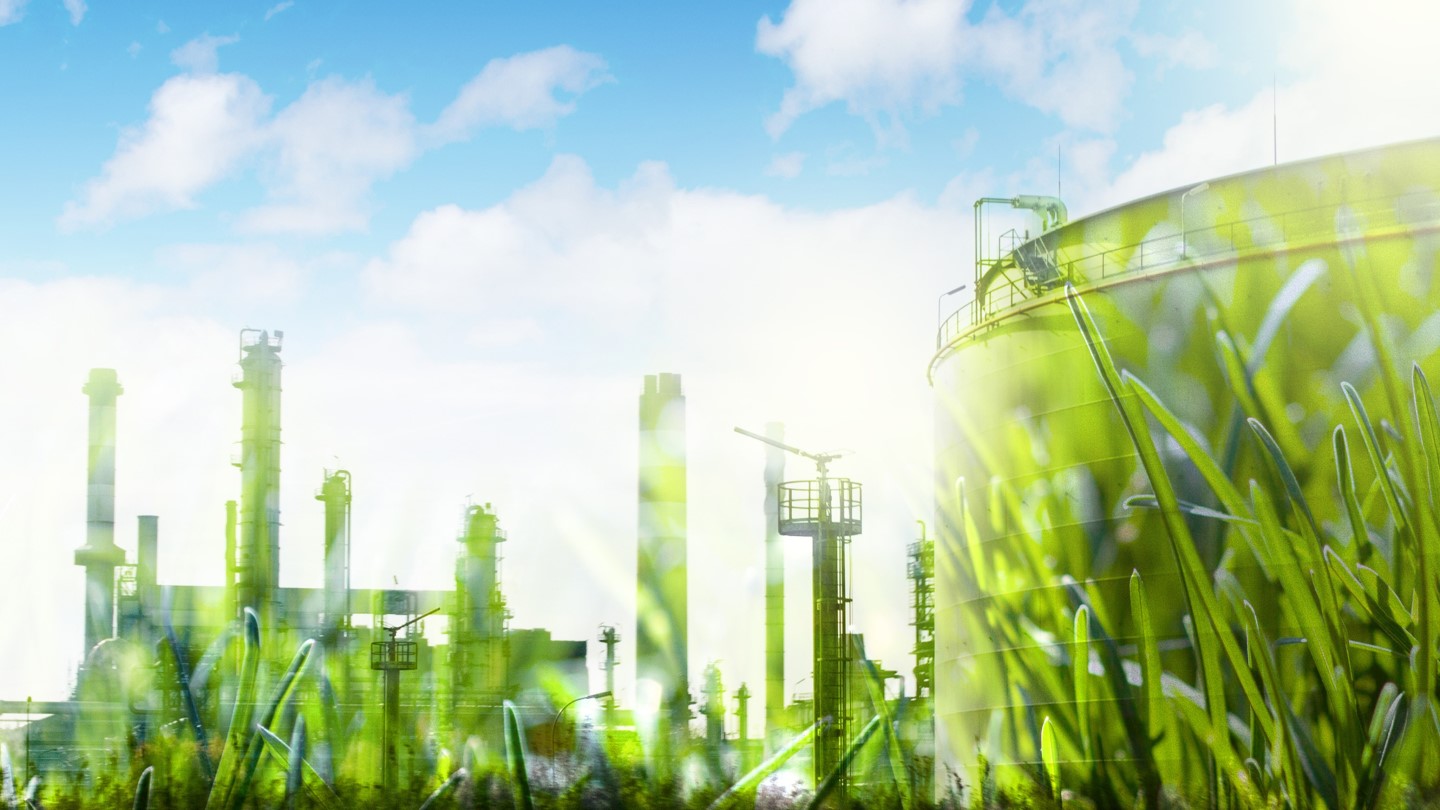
[936,284,968,348]
[550,690,612,785]
[1180,182,1210,259]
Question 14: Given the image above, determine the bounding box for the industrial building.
[931,137,1440,798]
[1,331,937,803]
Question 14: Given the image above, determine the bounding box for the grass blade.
[133,766,153,810]
[503,700,533,810]
[805,714,884,810]
[254,726,339,808]
[1041,716,1060,804]
[206,608,261,810]
[419,768,469,810]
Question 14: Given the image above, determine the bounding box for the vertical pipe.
[763,422,785,753]
[137,515,158,643]
[383,667,399,792]
[233,329,283,641]
[137,516,158,590]
[75,368,125,659]
[224,500,237,620]
[637,372,688,772]
[736,682,751,771]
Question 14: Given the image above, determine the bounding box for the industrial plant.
[8,127,1439,808]
[0,330,937,806]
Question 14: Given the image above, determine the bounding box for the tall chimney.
[233,329,283,639]
[75,369,126,659]
[316,470,352,642]
[636,372,688,770]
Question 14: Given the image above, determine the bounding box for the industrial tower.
[909,523,935,703]
[736,427,862,789]
[449,503,510,745]
[232,329,284,639]
[74,369,126,660]
[636,373,689,771]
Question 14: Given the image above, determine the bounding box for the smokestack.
[636,372,687,769]
[75,368,126,659]
[763,421,785,752]
[316,470,352,642]
[233,329,283,639]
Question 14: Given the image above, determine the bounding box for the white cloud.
[156,19,169,34]
[756,0,968,139]
[765,151,806,179]
[264,1,293,21]
[758,0,1140,137]
[1129,29,1219,73]
[62,45,607,234]
[0,0,28,26]
[127,41,142,58]
[427,45,610,144]
[58,72,271,231]
[170,33,239,74]
[1078,0,1440,214]
[242,77,418,234]
[61,0,83,25]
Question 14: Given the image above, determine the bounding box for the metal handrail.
[936,190,1440,352]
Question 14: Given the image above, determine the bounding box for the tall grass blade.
[133,766,153,810]
[1072,605,1092,767]
[1065,577,1159,805]
[855,654,912,810]
[503,700,533,810]
[804,714,883,810]
[1130,572,1171,782]
[706,721,822,809]
[205,608,261,810]
[1041,716,1060,804]
[254,726,339,808]
[21,776,37,810]
[285,715,306,810]
[228,638,316,810]
[1356,689,1407,809]
[419,768,469,810]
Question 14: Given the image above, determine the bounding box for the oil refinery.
[6,134,1440,807]
[0,330,936,806]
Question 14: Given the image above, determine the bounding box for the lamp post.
[1180,182,1210,259]
[550,690,612,785]
[936,284,968,348]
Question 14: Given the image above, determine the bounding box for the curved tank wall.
[931,137,1440,800]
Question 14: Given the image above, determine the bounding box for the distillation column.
[75,368,126,660]
[763,422,785,752]
[451,503,508,746]
[636,373,688,772]
[232,329,284,640]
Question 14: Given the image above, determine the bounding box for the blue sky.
[1,0,1434,726]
